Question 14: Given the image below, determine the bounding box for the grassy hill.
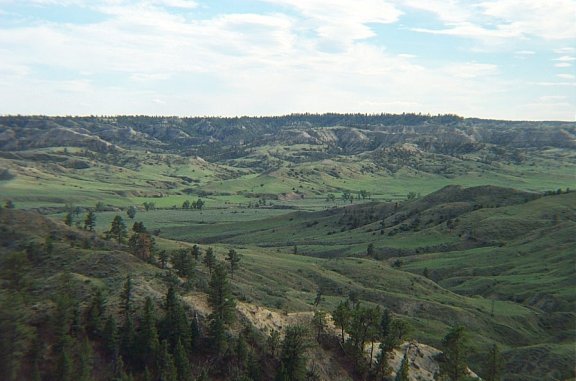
[0,115,574,380]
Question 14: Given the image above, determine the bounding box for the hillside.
[0,114,575,381]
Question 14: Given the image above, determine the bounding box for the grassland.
[1,116,575,380]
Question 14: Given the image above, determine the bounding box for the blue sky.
[0,0,574,120]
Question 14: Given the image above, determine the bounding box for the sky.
[0,0,574,120]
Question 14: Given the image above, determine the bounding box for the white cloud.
[0,0,574,120]
[554,56,576,62]
[557,74,575,80]
[555,63,572,68]
[409,0,576,44]
[398,0,471,23]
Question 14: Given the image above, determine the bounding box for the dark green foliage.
[158,340,178,381]
[182,200,191,209]
[78,337,94,381]
[203,247,216,274]
[143,202,155,211]
[267,330,281,358]
[208,263,236,324]
[332,300,351,343]
[54,334,73,381]
[103,315,119,358]
[439,326,469,381]
[108,215,128,243]
[225,248,241,278]
[367,243,375,257]
[172,249,195,278]
[128,232,155,262]
[174,338,191,381]
[137,297,160,371]
[192,244,201,261]
[207,263,235,354]
[158,250,169,269]
[160,287,191,352]
[278,325,309,381]
[395,353,409,381]
[84,211,96,231]
[1,251,32,290]
[64,212,73,226]
[132,221,147,233]
[0,293,34,381]
[190,315,201,350]
[127,206,137,219]
[5,200,15,209]
[483,344,503,381]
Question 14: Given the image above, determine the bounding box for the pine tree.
[208,264,236,324]
[440,326,469,381]
[158,340,177,381]
[78,337,94,381]
[138,297,160,370]
[173,338,191,381]
[279,325,309,381]
[484,344,503,381]
[395,352,409,381]
[103,315,119,359]
[332,299,351,344]
[86,288,107,338]
[192,244,201,261]
[225,248,241,279]
[54,335,73,381]
[0,293,34,381]
[203,247,216,274]
[84,211,96,231]
[190,314,201,350]
[161,287,191,352]
[108,215,128,243]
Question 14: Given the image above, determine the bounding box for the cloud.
[554,56,576,62]
[557,74,575,80]
[260,0,402,44]
[555,63,572,68]
[0,0,574,120]
[408,0,576,43]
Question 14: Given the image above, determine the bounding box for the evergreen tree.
[208,263,236,324]
[127,206,137,219]
[86,288,107,337]
[84,211,96,231]
[395,352,409,381]
[0,293,34,381]
[203,247,216,274]
[108,215,128,243]
[192,244,201,261]
[158,340,177,381]
[173,338,191,381]
[138,297,160,371]
[332,299,351,344]
[190,314,201,350]
[54,334,73,381]
[440,326,469,381]
[483,344,503,381]
[172,249,194,278]
[161,287,191,352]
[159,250,169,269]
[279,325,309,381]
[225,248,241,279]
[128,232,155,262]
[78,337,94,381]
[103,315,119,359]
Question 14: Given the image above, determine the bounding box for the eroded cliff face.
[1,115,574,154]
